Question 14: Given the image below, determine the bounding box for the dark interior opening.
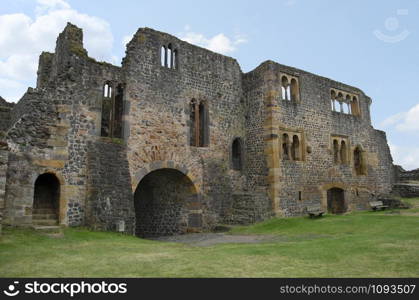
[134,168,200,238]
[327,187,346,214]
[33,173,60,216]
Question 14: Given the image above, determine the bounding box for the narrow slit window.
[282,133,290,160]
[354,146,366,175]
[161,46,166,67]
[333,139,339,164]
[167,44,172,68]
[189,99,209,147]
[331,90,336,111]
[232,138,243,170]
[291,135,300,161]
[281,76,290,100]
[340,140,347,164]
[101,82,124,139]
[173,49,177,69]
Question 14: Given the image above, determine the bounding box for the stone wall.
[243,61,394,216]
[124,28,248,226]
[392,166,419,197]
[4,23,124,228]
[226,192,273,225]
[0,97,14,131]
[86,139,135,233]
[0,138,8,234]
[394,165,419,182]
[393,183,419,198]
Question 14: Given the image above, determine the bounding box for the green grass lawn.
[1,198,418,277]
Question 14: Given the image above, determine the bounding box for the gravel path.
[150,233,278,247]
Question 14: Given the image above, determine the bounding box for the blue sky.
[0,0,418,169]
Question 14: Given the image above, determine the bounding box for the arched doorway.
[134,168,201,238]
[327,187,346,214]
[33,173,60,224]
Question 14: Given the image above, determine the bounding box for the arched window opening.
[333,139,339,164]
[198,102,208,147]
[173,49,177,69]
[282,133,290,160]
[101,82,124,138]
[232,138,243,170]
[337,93,344,113]
[281,86,287,100]
[340,140,347,164]
[189,99,209,147]
[160,44,178,69]
[190,99,198,146]
[281,76,290,100]
[351,96,360,116]
[161,46,166,67]
[342,103,349,114]
[331,90,336,111]
[101,82,113,137]
[103,83,112,98]
[167,44,172,68]
[112,84,124,138]
[345,95,351,114]
[331,89,360,116]
[291,135,300,161]
[354,146,366,175]
[290,78,298,101]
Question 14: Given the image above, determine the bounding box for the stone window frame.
[100,81,125,139]
[189,98,209,148]
[330,135,350,165]
[330,88,361,117]
[160,43,178,70]
[280,73,300,102]
[353,144,367,176]
[230,137,245,171]
[279,129,305,162]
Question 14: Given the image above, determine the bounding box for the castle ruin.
[0,23,396,237]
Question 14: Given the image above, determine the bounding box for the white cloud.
[284,0,297,7]
[0,78,27,102]
[122,34,133,47]
[179,27,247,55]
[0,54,38,80]
[389,143,419,170]
[381,103,419,132]
[0,0,114,102]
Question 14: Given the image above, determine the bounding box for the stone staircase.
[32,208,61,233]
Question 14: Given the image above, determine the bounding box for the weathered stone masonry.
[1,23,396,236]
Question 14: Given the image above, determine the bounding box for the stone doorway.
[327,187,346,214]
[33,173,60,226]
[134,168,201,238]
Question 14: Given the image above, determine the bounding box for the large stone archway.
[134,168,201,238]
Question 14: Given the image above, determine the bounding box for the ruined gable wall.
[123,28,248,227]
[248,61,394,216]
[4,23,134,231]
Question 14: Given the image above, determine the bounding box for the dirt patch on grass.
[150,233,331,246]
[151,233,275,246]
